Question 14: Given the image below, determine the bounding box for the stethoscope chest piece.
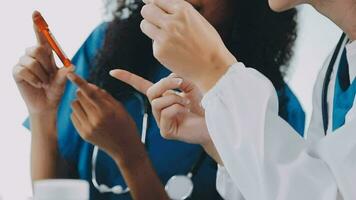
[165,175,194,200]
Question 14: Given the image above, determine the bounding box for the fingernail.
[66,73,75,81]
[173,78,183,85]
[67,65,75,72]
[168,73,176,78]
[109,70,117,77]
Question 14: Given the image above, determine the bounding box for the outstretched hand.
[111,69,222,164]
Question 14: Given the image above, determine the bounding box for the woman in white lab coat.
[112,0,356,199]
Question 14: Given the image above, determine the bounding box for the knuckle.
[140,20,146,31]
[172,95,181,103]
[81,131,93,141]
[151,99,159,109]
[26,45,45,56]
[18,56,27,65]
[177,1,189,12]
[70,102,76,109]
[12,64,22,77]
[24,46,35,55]
[171,104,181,112]
[177,2,193,19]
[86,89,96,99]
[32,46,43,56]
[100,89,111,98]
[29,75,39,83]
[153,46,166,60]
[91,87,101,97]
[92,118,104,129]
[141,5,149,16]
[159,34,170,44]
[71,100,79,109]
[27,59,39,69]
[84,123,96,137]
[146,87,155,100]
[161,131,173,139]
[182,2,193,10]
[163,21,175,32]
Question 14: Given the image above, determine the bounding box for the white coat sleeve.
[216,165,244,200]
[201,63,356,200]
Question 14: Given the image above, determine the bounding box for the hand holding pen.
[13,11,74,115]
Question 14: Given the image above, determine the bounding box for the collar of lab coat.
[306,36,354,142]
[346,40,356,83]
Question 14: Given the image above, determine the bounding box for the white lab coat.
[201,37,356,200]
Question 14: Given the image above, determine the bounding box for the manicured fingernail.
[173,78,183,85]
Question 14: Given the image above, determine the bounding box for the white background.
[0,1,340,199]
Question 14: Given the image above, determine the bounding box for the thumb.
[168,73,196,94]
[160,104,188,140]
[110,69,153,95]
[54,65,75,88]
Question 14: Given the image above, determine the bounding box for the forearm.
[30,112,67,182]
[110,142,169,200]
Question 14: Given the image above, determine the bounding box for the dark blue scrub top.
[24,23,305,200]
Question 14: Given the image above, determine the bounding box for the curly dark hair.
[89,0,298,104]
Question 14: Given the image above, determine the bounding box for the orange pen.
[33,11,72,67]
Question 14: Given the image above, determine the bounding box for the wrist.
[104,127,148,169]
[29,108,58,117]
[30,111,58,141]
[197,48,237,93]
[111,144,149,170]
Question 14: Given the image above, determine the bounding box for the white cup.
[34,179,89,200]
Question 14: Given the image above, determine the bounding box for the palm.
[171,111,209,144]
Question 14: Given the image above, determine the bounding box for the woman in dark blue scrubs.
[16,0,304,199]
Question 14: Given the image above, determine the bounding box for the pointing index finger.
[110,69,153,95]
[66,72,100,98]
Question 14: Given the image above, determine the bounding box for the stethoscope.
[91,92,207,199]
[322,33,347,134]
